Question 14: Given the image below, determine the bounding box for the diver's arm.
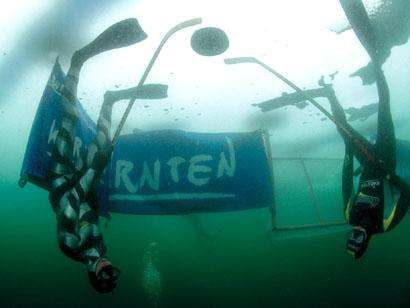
[382,174,410,232]
[383,193,409,232]
[341,147,354,219]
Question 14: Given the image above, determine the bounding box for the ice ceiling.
[1,0,410,181]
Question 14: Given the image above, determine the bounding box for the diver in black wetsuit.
[328,71,408,259]
[328,0,410,259]
[48,18,146,292]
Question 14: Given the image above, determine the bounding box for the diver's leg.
[50,51,86,260]
[327,88,354,210]
[327,88,349,141]
[86,95,115,168]
[80,95,119,293]
[51,49,88,174]
[49,55,83,183]
[374,68,396,173]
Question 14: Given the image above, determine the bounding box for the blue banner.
[20,60,274,215]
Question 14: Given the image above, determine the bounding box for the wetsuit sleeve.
[383,194,409,232]
[383,176,410,231]
[341,150,354,221]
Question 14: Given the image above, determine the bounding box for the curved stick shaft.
[224,57,410,192]
[112,18,202,144]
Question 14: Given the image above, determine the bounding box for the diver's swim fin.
[350,63,376,85]
[74,18,147,65]
[339,0,388,65]
[339,0,390,85]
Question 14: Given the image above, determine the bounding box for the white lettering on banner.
[188,155,213,186]
[167,156,186,183]
[48,124,238,194]
[115,160,138,193]
[48,120,59,144]
[140,160,161,191]
[114,137,238,193]
[47,119,84,166]
[217,137,236,178]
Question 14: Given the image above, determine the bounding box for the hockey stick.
[104,83,168,105]
[224,57,410,193]
[224,57,340,121]
[112,18,202,143]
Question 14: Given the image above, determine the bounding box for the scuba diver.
[48,18,147,292]
[326,77,409,259]
[329,0,410,259]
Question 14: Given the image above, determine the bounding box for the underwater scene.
[1,0,410,307]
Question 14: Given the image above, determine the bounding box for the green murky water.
[1,1,410,307]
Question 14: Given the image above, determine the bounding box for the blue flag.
[20,60,274,215]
